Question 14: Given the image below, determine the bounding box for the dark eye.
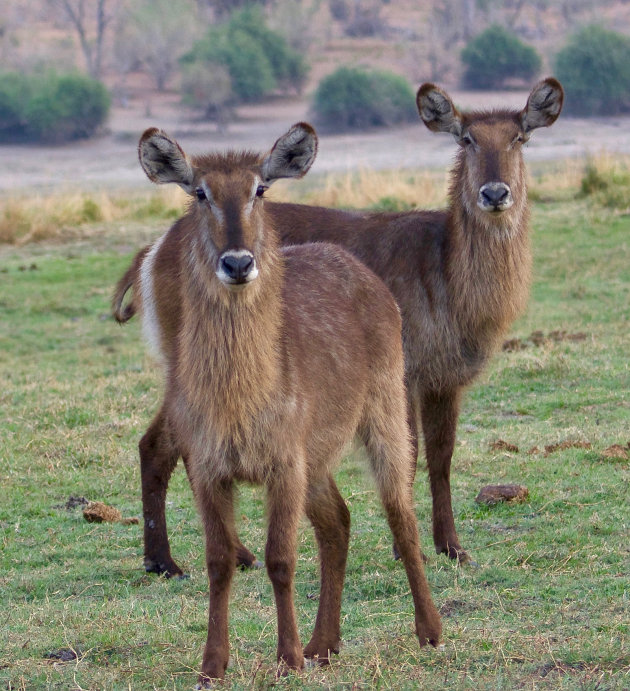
[255,184,267,198]
[514,133,525,144]
[195,187,206,202]
[461,134,474,147]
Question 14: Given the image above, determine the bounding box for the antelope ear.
[261,122,318,184]
[138,128,195,193]
[417,83,463,139]
[521,78,564,134]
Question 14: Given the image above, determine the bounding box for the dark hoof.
[196,675,219,689]
[438,546,478,567]
[304,645,339,665]
[144,558,186,579]
[237,558,263,571]
[235,543,261,570]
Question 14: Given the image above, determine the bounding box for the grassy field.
[0,162,629,689]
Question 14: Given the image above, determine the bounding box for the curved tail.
[112,246,149,323]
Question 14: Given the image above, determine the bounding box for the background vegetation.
[0,71,109,143]
[461,24,541,89]
[555,24,630,116]
[181,6,308,105]
[3,1,630,142]
[312,66,417,132]
[1,156,628,689]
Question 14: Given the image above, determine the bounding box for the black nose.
[481,185,510,207]
[220,253,254,283]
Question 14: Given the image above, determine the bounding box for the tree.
[116,0,199,91]
[51,0,117,79]
[182,6,308,103]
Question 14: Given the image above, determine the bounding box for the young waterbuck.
[116,123,441,683]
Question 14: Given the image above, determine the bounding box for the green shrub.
[0,73,31,139]
[0,72,109,143]
[461,25,541,90]
[312,66,417,132]
[555,25,630,116]
[182,6,308,104]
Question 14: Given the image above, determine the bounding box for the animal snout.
[478,182,513,212]
[217,250,258,286]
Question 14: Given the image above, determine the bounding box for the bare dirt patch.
[2,88,630,196]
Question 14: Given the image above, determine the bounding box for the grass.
[1,160,629,689]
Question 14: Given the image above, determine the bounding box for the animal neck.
[176,234,284,444]
[446,163,532,340]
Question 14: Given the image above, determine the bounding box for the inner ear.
[138,128,195,192]
[521,78,564,133]
[416,84,463,138]
[261,122,318,184]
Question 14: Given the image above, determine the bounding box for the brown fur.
[116,125,440,683]
[113,79,563,570]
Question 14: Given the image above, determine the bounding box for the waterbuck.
[273,78,564,562]
[115,78,563,569]
[116,123,441,683]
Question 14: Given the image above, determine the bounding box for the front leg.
[266,460,306,674]
[195,478,237,685]
[420,388,471,562]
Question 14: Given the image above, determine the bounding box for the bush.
[182,6,308,104]
[312,66,417,132]
[461,25,541,90]
[555,25,630,116]
[0,72,109,143]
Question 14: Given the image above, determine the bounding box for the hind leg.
[181,456,260,570]
[359,379,441,647]
[140,407,184,577]
[265,458,306,673]
[141,410,259,575]
[393,388,421,561]
[303,474,351,663]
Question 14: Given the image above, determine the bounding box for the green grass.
[1,196,629,689]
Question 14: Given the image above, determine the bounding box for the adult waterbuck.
[275,78,564,562]
[115,78,563,569]
[116,123,441,683]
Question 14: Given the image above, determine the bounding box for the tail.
[112,246,150,323]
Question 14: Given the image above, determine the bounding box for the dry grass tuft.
[529,152,630,209]
[2,153,629,246]
[0,187,187,245]
[271,167,449,210]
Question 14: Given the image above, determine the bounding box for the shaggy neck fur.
[174,221,284,450]
[446,151,532,345]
